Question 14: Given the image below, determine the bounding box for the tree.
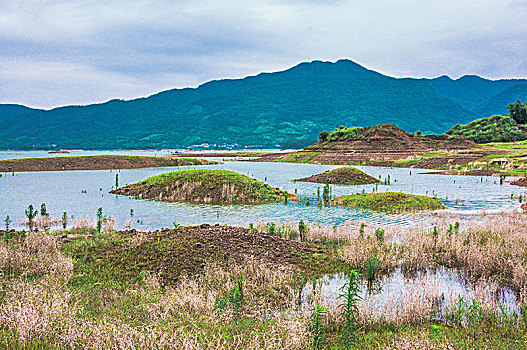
[61,212,68,230]
[96,207,103,233]
[25,205,37,231]
[507,100,527,124]
[318,130,329,143]
[40,203,49,217]
[4,215,11,231]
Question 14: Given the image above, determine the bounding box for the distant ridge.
[1,59,526,150]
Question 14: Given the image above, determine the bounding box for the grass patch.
[111,169,294,204]
[333,192,446,213]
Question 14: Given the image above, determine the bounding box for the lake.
[0,151,525,231]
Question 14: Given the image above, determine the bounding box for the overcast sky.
[1,0,526,109]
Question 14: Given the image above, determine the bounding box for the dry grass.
[1,211,526,348]
[397,212,527,292]
[0,233,73,279]
[0,234,310,349]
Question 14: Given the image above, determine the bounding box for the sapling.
[366,257,381,281]
[298,219,309,241]
[40,203,49,217]
[96,207,103,233]
[4,215,11,231]
[229,277,244,322]
[62,212,67,230]
[25,205,37,231]
[359,223,365,238]
[374,227,385,245]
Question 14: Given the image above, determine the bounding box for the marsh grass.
[2,212,527,348]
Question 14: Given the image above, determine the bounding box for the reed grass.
[1,211,527,348]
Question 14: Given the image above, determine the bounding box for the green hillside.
[475,83,527,116]
[444,114,527,143]
[1,59,526,150]
[428,75,526,112]
[0,104,43,122]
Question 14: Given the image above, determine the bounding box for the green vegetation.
[111,169,294,204]
[444,114,527,143]
[3,215,11,231]
[295,167,380,185]
[333,192,446,213]
[1,212,527,348]
[327,125,366,141]
[24,204,37,231]
[507,99,527,124]
[337,270,362,348]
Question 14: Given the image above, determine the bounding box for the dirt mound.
[0,155,215,172]
[254,124,489,167]
[311,124,478,153]
[111,169,293,204]
[295,167,379,185]
[73,225,339,285]
[511,178,527,187]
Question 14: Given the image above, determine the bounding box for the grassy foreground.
[1,212,527,349]
[332,192,447,213]
[111,169,294,204]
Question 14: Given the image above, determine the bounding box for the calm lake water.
[0,151,525,230]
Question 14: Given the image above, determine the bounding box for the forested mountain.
[1,59,526,149]
[0,104,43,122]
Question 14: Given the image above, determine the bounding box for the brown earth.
[0,155,216,172]
[174,151,282,158]
[511,178,527,187]
[72,224,341,285]
[253,124,498,168]
[295,167,380,185]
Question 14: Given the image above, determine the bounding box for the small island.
[332,192,446,213]
[0,155,216,172]
[295,167,380,185]
[111,169,295,204]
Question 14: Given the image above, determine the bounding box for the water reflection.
[301,267,519,318]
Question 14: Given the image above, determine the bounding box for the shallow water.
[0,151,525,230]
[301,267,520,317]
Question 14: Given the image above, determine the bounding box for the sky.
[1,0,526,109]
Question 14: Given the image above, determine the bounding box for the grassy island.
[294,167,380,185]
[332,192,446,213]
[111,169,294,204]
[0,155,216,172]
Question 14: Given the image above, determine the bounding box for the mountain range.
[1,59,526,150]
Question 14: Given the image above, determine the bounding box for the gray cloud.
[1,0,526,108]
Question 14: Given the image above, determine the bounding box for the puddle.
[301,267,519,321]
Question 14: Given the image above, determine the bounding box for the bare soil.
[511,178,527,187]
[0,155,215,172]
[72,225,342,285]
[254,124,498,169]
[295,167,379,185]
[174,151,281,158]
